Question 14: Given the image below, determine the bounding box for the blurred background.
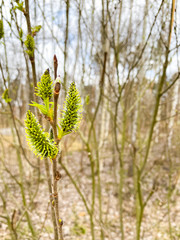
[0,0,180,239]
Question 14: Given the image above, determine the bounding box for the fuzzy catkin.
[24,34,35,57]
[0,20,4,39]
[35,69,53,100]
[25,110,58,159]
[60,82,82,136]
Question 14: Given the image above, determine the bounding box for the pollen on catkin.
[24,110,58,159]
[35,69,53,100]
[60,82,82,136]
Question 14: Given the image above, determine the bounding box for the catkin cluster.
[24,68,82,159]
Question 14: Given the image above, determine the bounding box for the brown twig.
[54,55,58,80]
[0,62,39,169]
[44,158,58,240]
[24,0,38,106]
[51,55,64,240]
[52,157,64,240]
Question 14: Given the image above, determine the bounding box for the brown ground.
[0,128,180,240]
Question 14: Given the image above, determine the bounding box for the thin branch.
[0,62,39,169]
[160,72,180,96]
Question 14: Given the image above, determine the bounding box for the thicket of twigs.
[0,0,180,240]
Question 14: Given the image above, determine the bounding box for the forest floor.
[0,128,180,240]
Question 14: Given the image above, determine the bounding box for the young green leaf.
[32,25,42,36]
[30,101,54,120]
[19,28,23,39]
[29,102,48,115]
[13,2,24,12]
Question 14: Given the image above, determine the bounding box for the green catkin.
[25,110,58,159]
[35,69,53,100]
[2,89,12,103]
[0,20,4,39]
[24,34,35,58]
[60,82,82,136]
